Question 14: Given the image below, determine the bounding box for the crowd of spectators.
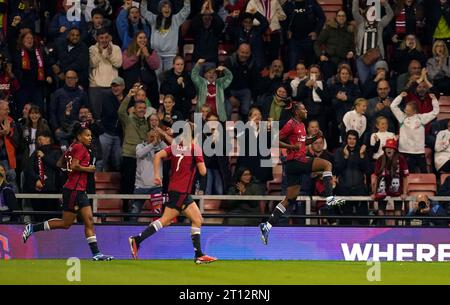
[0,0,449,226]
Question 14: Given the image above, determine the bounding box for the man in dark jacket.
[191,3,225,64]
[283,0,325,69]
[51,27,90,89]
[49,70,88,147]
[367,80,398,134]
[227,9,269,69]
[100,77,125,171]
[224,43,260,121]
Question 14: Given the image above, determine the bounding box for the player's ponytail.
[72,122,90,141]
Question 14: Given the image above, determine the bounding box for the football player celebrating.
[129,123,217,264]
[259,102,345,245]
[22,124,113,261]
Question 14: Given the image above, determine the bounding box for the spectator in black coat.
[190,2,225,64]
[51,28,90,89]
[283,0,325,69]
[224,43,260,121]
[293,64,330,134]
[329,64,361,126]
[23,132,62,222]
[49,70,89,147]
[391,34,427,76]
[236,106,273,190]
[255,59,288,103]
[12,29,52,114]
[227,10,269,69]
[100,77,125,171]
[202,114,231,195]
[160,56,196,120]
[334,130,370,225]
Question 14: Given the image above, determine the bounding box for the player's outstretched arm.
[197,162,207,176]
[153,150,169,185]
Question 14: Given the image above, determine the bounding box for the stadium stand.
[95,172,123,222]
[407,174,438,197]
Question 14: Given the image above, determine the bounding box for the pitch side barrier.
[5,194,450,225]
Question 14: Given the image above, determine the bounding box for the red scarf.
[395,9,406,35]
[36,155,45,191]
[21,48,45,81]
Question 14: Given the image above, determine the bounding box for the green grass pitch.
[1,260,450,284]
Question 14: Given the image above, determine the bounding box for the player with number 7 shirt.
[128,123,218,264]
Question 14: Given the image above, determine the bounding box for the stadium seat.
[407,174,437,197]
[440,173,450,186]
[287,70,297,79]
[203,199,225,224]
[266,164,283,195]
[95,172,123,222]
[96,199,123,223]
[438,96,450,120]
[318,0,342,20]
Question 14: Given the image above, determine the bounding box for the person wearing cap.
[99,77,125,172]
[89,27,122,119]
[192,58,233,122]
[391,91,439,173]
[83,0,113,22]
[372,138,409,226]
[85,7,113,46]
[140,0,190,81]
[362,60,395,99]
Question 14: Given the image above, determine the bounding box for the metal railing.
[5,193,450,225]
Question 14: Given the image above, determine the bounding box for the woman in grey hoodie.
[140,0,190,82]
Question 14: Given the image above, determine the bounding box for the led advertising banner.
[1,225,450,261]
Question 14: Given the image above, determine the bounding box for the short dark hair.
[91,7,105,18]
[38,130,53,139]
[95,27,110,37]
[345,129,359,140]
[72,122,90,139]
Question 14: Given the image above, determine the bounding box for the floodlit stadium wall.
[2,225,450,261]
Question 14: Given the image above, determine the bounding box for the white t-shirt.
[343,110,367,138]
[370,131,395,160]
